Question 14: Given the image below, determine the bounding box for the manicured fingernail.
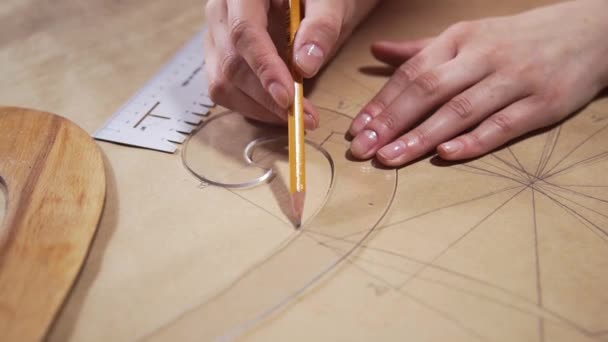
[349,113,373,135]
[269,82,290,109]
[295,43,324,77]
[351,130,378,158]
[440,140,463,154]
[378,140,407,161]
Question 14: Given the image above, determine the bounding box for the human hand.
[204,0,380,129]
[349,0,608,166]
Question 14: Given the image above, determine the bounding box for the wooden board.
[1,1,607,341]
[0,107,106,341]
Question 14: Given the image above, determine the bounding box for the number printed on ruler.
[94,29,215,153]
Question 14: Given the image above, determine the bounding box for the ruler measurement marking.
[133,102,160,128]
[148,114,171,120]
[94,29,214,153]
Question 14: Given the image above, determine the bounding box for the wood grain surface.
[0,107,106,341]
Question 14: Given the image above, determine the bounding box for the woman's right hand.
[204,0,380,129]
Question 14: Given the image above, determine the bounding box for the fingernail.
[378,140,407,161]
[295,43,324,77]
[440,140,463,154]
[349,113,373,135]
[351,130,378,158]
[269,82,290,109]
[305,112,318,129]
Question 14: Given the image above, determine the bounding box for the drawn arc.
[159,108,398,341]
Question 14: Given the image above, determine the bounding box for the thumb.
[371,38,433,67]
[293,0,346,78]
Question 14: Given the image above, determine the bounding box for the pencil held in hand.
[288,0,306,227]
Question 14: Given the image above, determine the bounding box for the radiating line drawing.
[303,84,608,341]
[150,69,608,341]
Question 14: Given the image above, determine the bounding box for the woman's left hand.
[349,0,608,166]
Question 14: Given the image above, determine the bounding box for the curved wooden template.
[0,107,106,341]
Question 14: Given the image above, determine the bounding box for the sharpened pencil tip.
[291,191,306,228]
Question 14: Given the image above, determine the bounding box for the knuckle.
[512,64,544,88]
[391,68,411,89]
[475,45,501,64]
[409,128,430,149]
[542,86,561,106]
[466,133,484,151]
[447,21,476,38]
[397,56,425,83]
[219,52,242,81]
[374,112,400,133]
[446,96,474,119]
[366,98,390,114]
[413,71,441,96]
[489,113,514,134]
[261,94,284,115]
[229,18,254,48]
[208,78,228,104]
[493,71,515,86]
[251,52,276,81]
[312,16,342,43]
[536,93,561,122]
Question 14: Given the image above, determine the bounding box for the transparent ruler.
[94,29,214,153]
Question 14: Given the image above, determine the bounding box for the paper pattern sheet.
[0,0,606,341]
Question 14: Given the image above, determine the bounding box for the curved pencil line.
[311,231,604,339]
[214,171,399,341]
[145,108,380,341]
[341,185,523,239]
[316,246,492,342]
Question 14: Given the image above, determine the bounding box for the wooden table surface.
[2,1,607,341]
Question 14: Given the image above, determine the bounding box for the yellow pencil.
[288,0,306,227]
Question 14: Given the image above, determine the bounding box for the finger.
[207,23,318,130]
[293,0,346,77]
[205,0,227,35]
[350,53,491,159]
[214,84,286,125]
[376,72,530,166]
[371,38,434,67]
[304,98,320,129]
[206,29,316,128]
[205,35,279,124]
[209,2,292,123]
[437,97,554,160]
[226,58,290,119]
[211,83,318,129]
[205,35,285,124]
[349,37,457,136]
[204,28,219,93]
[227,0,293,109]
